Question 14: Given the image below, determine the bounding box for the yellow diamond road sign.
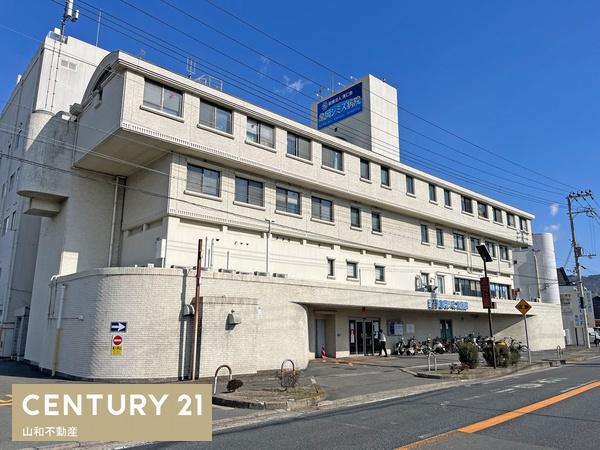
[515,299,532,315]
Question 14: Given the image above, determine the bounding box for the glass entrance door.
[349,319,379,355]
[440,320,453,340]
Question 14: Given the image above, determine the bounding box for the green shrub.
[482,344,521,367]
[457,342,479,369]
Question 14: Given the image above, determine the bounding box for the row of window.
[327,259,386,282]
[326,260,511,298]
[144,79,527,232]
[187,163,383,230]
[419,224,510,260]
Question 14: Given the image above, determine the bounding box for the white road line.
[462,395,481,400]
[560,382,590,393]
[492,388,516,393]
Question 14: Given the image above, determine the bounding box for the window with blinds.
[235,176,264,207]
[143,79,182,116]
[186,164,220,197]
[287,133,311,160]
[312,196,333,222]
[322,146,343,171]
[247,118,275,148]
[276,187,301,215]
[199,100,232,133]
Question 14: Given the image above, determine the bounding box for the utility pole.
[566,190,595,349]
[190,239,203,380]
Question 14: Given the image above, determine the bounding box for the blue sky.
[2,0,600,274]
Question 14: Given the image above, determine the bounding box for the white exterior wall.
[37,268,562,381]
[514,233,560,304]
[560,284,595,345]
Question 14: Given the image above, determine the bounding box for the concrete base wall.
[35,268,562,380]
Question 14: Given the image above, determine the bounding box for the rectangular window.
[2,216,9,235]
[9,173,15,191]
[491,283,511,300]
[406,175,415,195]
[421,224,429,243]
[312,196,334,222]
[372,212,382,233]
[347,261,358,279]
[478,202,489,219]
[454,277,481,297]
[276,187,301,215]
[322,146,343,171]
[186,164,220,197]
[429,184,437,202]
[485,241,497,258]
[246,118,275,148]
[10,211,15,229]
[199,100,232,133]
[461,196,473,214]
[436,228,444,247]
[493,207,503,223]
[375,265,385,282]
[286,133,311,160]
[360,159,370,180]
[234,176,264,207]
[143,79,182,116]
[454,233,466,251]
[444,189,452,207]
[350,206,361,228]
[499,245,509,260]
[507,213,516,227]
[519,217,528,231]
[1,183,5,198]
[381,166,390,187]
[327,258,335,277]
[470,237,481,254]
[437,275,445,294]
[420,273,430,289]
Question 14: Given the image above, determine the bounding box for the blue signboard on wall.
[317,82,363,129]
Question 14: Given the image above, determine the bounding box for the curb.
[414,361,550,380]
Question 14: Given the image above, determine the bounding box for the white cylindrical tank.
[533,233,561,304]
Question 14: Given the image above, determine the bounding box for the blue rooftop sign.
[317,82,363,129]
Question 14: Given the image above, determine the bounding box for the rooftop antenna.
[186,57,196,79]
[60,0,79,36]
[95,9,102,46]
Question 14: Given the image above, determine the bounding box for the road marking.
[459,379,600,433]
[492,388,515,394]
[397,379,600,449]
[512,383,542,389]
[560,382,590,393]
[462,395,481,401]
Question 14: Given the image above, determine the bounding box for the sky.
[1,0,600,275]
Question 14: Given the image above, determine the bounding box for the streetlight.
[476,244,497,369]
[265,219,275,273]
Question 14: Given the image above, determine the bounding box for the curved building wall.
[534,233,560,305]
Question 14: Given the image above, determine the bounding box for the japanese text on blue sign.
[427,299,469,311]
[317,82,363,129]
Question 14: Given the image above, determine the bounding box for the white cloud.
[258,56,270,76]
[549,203,559,217]
[283,75,305,93]
[544,223,561,241]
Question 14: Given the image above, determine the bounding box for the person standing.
[378,329,388,356]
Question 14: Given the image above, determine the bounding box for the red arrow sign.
[112,335,123,346]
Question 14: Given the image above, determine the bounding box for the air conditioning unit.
[273,273,288,278]
[218,268,235,274]
[254,271,269,277]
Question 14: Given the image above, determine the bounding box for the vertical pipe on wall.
[51,283,66,377]
[190,239,203,380]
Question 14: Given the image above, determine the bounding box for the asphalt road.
[138,358,600,450]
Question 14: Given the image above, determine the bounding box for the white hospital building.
[0,30,564,380]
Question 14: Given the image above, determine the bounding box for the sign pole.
[523,313,532,363]
[190,239,203,381]
[483,260,497,369]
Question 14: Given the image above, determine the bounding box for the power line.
[82,0,573,194]
[198,0,577,191]
[0,23,561,212]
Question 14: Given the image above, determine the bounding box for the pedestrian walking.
[378,329,388,356]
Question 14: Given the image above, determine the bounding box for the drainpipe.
[531,249,541,301]
[107,176,124,267]
[51,283,66,377]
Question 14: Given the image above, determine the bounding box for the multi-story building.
[557,267,595,345]
[1,30,564,380]
[0,29,107,359]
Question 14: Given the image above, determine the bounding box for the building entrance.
[440,320,453,340]
[349,319,380,355]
